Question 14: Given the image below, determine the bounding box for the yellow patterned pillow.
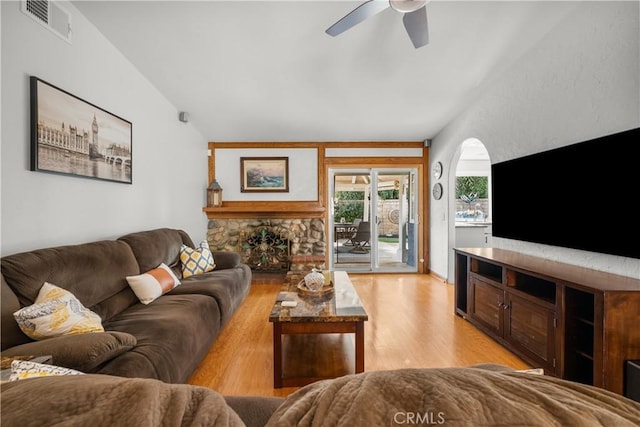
[13,282,104,340]
[9,360,84,381]
[180,241,216,278]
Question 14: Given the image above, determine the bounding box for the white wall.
[216,148,318,201]
[0,1,3,253]
[214,146,424,202]
[429,1,640,280]
[1,1,208,256]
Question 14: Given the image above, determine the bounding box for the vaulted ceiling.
[73,1,578,142]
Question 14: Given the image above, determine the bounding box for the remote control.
[281,301,298,307]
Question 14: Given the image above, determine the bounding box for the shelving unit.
[454,252,469,318]
[564,287,597,386]
[454,247,640,395]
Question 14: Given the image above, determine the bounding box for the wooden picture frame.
[240,157,289,192]
[30,76,133,184]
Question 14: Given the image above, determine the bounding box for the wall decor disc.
[432,183,443,200]
[432,161,443,180]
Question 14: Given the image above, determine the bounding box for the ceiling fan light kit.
[389,0,427,13]
[325,0,430,49]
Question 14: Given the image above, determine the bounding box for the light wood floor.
[187,273,530,397]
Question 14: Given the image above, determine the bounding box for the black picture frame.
[30,76,133,184]
[240,157,289,192]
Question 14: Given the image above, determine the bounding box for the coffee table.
[269,271,368,388]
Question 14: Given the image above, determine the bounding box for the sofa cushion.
[168,265,251,326]
[265,367,640,427]
[118,228,195,276]
[2,331,137,373]
[99,294,221,383]
[180,241,216,278]
[210,251,242,270]
[0,375,244,426]
[126,263,181,305]
[13,282,104,340]
[1,240,140,322]
[1,275,31,351]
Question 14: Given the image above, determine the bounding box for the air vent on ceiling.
[21,0,72,44]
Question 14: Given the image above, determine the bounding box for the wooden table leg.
[273,323,283,388]
[355,321,364,373]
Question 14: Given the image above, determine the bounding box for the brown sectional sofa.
[3,229,640,425]
[1,228,251,384]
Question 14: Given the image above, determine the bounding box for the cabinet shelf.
[508,286,555,308]
[470,258,503,283]
[506,270,556,303]
[576,350,594,361]
[576,317,595,327]
[454,253,469,317]
[567,351,595,386]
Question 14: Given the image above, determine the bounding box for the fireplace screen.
[242,227,291,271]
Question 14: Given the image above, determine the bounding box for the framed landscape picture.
[30,76,133,184]
[240,157,289,192]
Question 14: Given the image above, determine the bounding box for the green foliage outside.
[455,176,488,199]
[334,191,364,223]
[378,189,399,200]
[334,190,399,223]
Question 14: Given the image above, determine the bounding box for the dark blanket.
[1,375,244,426]
[266,366,640,426]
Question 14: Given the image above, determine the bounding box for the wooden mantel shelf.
[203,201,325,219]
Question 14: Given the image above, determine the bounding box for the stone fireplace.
[206,218,326,275]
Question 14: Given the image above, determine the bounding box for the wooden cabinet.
[503,292,556,372]
[455,247,640,395]
[468,265,557,373]
[469,276,503,336]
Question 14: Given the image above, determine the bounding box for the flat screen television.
[491,127,640,259]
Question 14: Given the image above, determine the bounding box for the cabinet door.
[505,292,556,373]
[470,277,504,336]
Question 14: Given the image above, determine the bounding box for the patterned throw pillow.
[180,241,216,278]
[9,360,84,381]
[13,282,104,340]
[125,263,181,305]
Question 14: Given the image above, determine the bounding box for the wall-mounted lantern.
[207,179,223,208]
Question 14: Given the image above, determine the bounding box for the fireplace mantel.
[203,201,325,219]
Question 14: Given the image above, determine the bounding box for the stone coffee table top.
[269,271,368,323]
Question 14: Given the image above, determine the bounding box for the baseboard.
[429,270,448,284]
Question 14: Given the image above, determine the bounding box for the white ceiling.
[72,1,578,142]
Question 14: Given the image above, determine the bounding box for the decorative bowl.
[304,269,325,291]
[297,280,334,299]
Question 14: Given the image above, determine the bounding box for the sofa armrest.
[212,251,242,270]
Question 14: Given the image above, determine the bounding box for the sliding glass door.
[329,168,418,273]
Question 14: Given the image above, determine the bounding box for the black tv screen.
[491,127,640,259]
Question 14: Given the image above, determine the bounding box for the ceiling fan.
[325,0,430,49]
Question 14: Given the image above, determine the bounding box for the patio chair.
[342,219,362,246]
[348,221,370,253]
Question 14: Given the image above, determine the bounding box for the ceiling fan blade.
[402,6,429,48]
[326,0,391,37]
